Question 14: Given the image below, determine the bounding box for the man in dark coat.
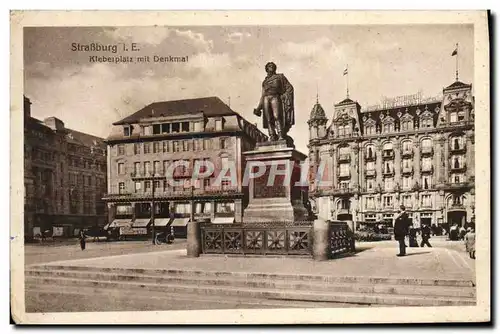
[394,205,410,256]
[420,223,432,248]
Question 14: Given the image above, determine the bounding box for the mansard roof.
[359,101,442,132]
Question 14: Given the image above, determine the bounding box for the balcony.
[103,186,240,201]
[131,171,165,180]
[421,146,434,155]
[332,187,356,195]
[402,149,413,158]
[365,169,376,178]
[450,164,467,173]
[421,165,434,174]
[337,208,351,215]
[402,167,413,175]
[382,169,395,177]
[382,150,394,160]
[365,154,376,162]
[436,182,473,191]
[450,146,466,154]
[338,171,351,179]
[338,154,351,163]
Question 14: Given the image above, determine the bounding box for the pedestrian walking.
[464,228,475,259]
[79,229,86,251]
[394,205,410,257]
[420,223,432,248]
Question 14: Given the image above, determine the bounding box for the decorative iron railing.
[200,221,313,256]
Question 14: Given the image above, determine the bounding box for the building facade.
[24,96,108,238]
[308,80,475,229]
[103,96,267,227]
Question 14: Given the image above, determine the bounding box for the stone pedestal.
[243,140,309,223]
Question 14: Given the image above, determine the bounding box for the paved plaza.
[27,239,475,281]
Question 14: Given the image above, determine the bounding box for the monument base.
[243,140,310,223]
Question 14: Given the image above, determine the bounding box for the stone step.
[25,275,475,307]
[29,264,475,287]
[25,284,364,311]
[25,269,476,298]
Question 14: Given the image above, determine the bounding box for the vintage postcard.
[10,10,490,324]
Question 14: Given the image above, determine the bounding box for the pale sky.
[24,25,473,153]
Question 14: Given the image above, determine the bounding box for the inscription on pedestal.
[254,167,287,199]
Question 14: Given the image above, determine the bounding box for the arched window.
[454,138,460,149]
[421,138,432,149]
[368,147,373,158]
[365,125,375,135]
[454,157,460,168]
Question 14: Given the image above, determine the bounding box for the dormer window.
[153,124,161,134]
[421,118,433,128]
[383,122,394,133]
[123,125,131,137]
[181,122,190,132]
[215,118,223,131]
[365,125,375,135]
[171,123,180,133]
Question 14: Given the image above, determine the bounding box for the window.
[339,199,350,210]
[143,181,151,192]
[383,122,394,133]
[366,179,375,191]
[163,161,168,175]
[118,162,125,174]
[134,143,141,155]
[339,163,349,176]
[421,118,432,128]
[450,112,458,123]
[422,157,432,170]
[221,180,231,190]
[194,139,202,151]
[183,140,190,151]
[402,195,412,208]
[173,141,180,152]
[458,111,465,121]
[402,141,412,152]
[402,176,412,190]
[384,178,393,191]
[154,180,161,189]
[143,143,151,154]
[118,144,125,155]
[422,175,431,189]
[134,162,140,175]
[163,141,169,153]
[401,120,412,131]
[161,123,170,133]
[181,122,190,132]
[421,138,432,149]
[118,182,125,194]
[144,161,151,175]
[220,138,227,149]
[203,178,211,188]
[403,158,411,169]
[365,197,375,210]
[421,194,432,207]
[153,142,160,153]
[217,202,235,213]
[153,161,160,175]
[366,146,374,158]
[365,125,375,135]
[383,195,393,208]
[215,119,223,131]
[204,139,212,150]
[123,126,131,137]
[384,161,393,173]
[153,124,161,134]
[171,123,180,133]
[134,182,141,193]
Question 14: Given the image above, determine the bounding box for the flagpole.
[346,64,349,99]
[455,43,459,81]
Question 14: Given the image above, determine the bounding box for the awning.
[132,218,151,228]
[106,219,132,229]
[170,218,190,227]
[213,217,235,224]
[152,218,170,227]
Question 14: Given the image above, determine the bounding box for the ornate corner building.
[103,96,267,226]
[24,97,108,238]
[308,80,475,229]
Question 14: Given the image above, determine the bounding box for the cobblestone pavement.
[24,239,187,266]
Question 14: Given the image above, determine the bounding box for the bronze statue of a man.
[254,62,295,141]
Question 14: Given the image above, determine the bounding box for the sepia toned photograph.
[10,10,490,324]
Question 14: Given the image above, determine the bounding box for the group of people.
[393,205,432,257]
